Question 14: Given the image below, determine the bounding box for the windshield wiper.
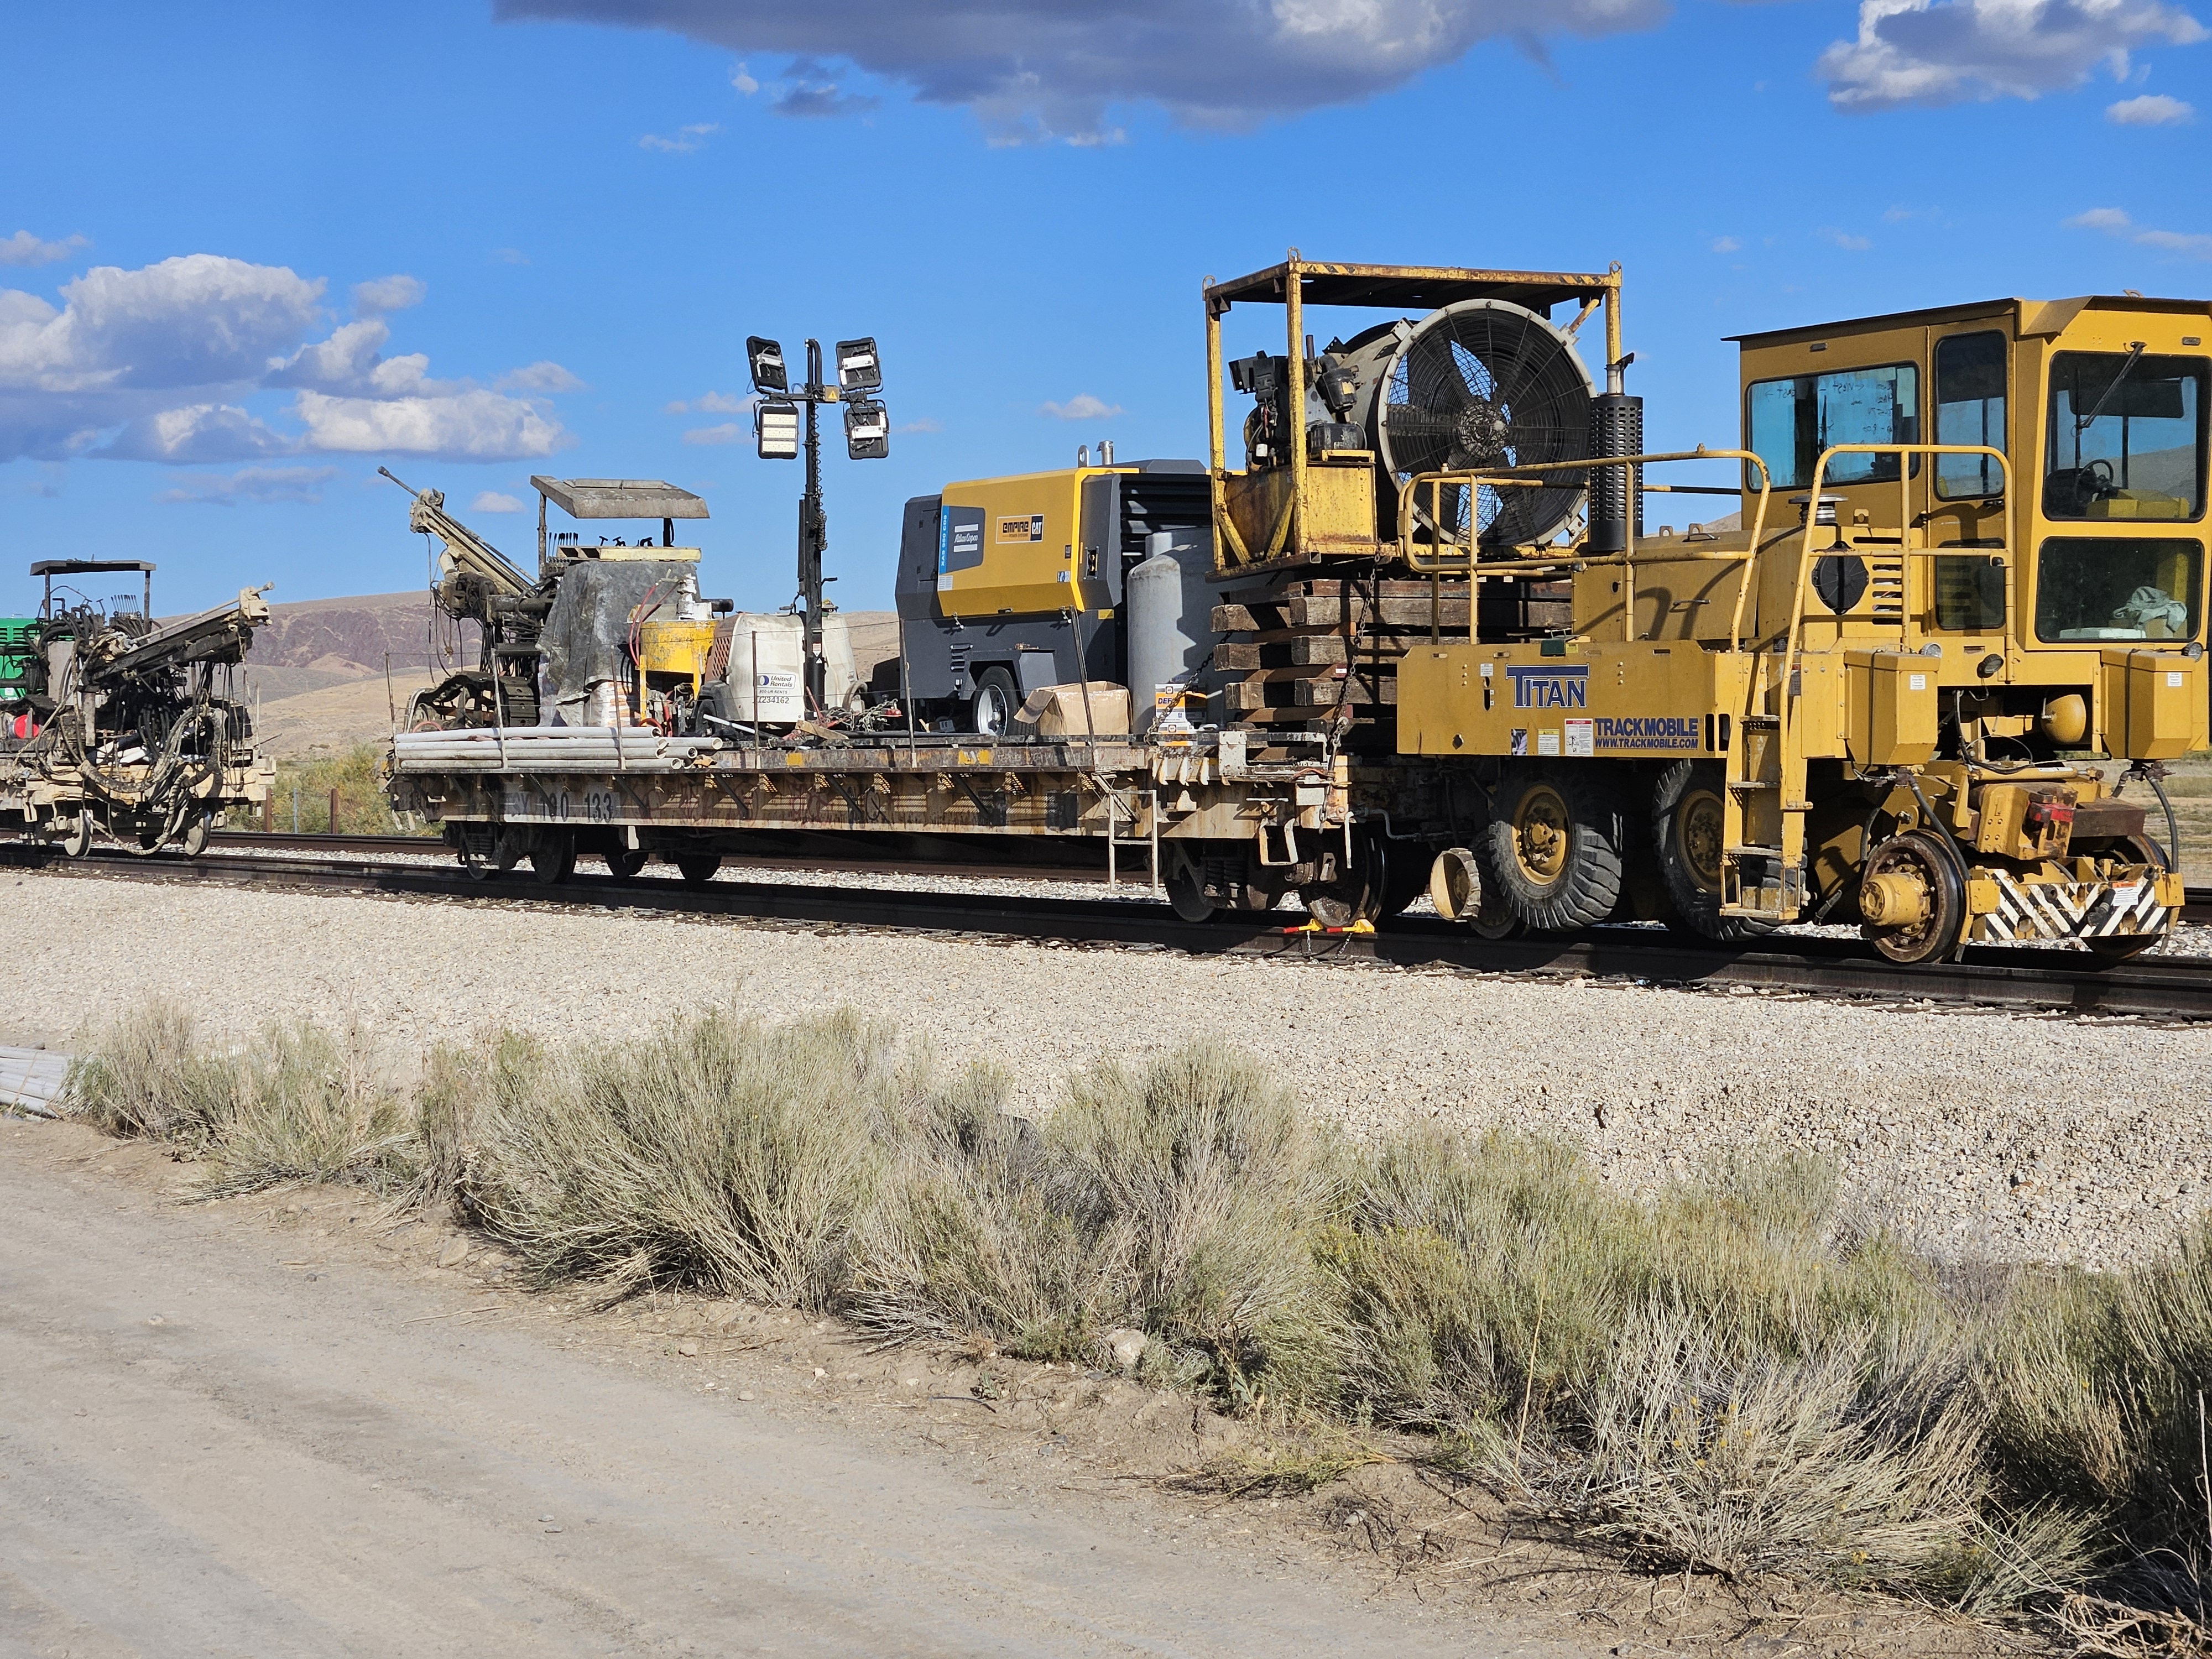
[2077,341,2148,434]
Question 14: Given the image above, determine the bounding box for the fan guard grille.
[1376,300,1592,549]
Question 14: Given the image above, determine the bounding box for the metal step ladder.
[1719,676,1807,921]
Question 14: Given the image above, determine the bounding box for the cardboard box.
[1013,681,1130,738]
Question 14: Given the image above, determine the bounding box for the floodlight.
[756,400,800,460]
[746,336,789,395]
[843,397,889,460]
[834,337,881,394]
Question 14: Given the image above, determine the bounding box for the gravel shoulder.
[9,865,2211,1269]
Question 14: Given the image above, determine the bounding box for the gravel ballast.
[13,867,2210,1271]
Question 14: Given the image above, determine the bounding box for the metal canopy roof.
[1726,293,2212,347]
[30,560,156,576]
[530,477,709,520]
[1206,260,1618,316]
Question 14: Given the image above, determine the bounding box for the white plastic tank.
[1125,530,1212,734]
[722,613,859,723]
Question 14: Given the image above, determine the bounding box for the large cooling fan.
[1362,299,1594,548]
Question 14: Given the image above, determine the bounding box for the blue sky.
[3,0,2208,614]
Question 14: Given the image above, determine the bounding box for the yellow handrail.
[1399,447,1774,647]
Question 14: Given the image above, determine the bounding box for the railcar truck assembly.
[385,257,2207,965]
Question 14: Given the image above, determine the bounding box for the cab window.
[2044,351,2205,521]
[1934,332,2006,499]
[1747,363,1919,490]
[2033,536,2203,641]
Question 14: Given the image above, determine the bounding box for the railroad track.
[206,830,1120,885]
[207,831,2212,923]
[13,837,2212,1021]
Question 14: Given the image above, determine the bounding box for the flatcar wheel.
[1652,760,1772,943]
[181,812,212,858]
[1859,831,1965,965]
[62,813,93,858]
[530,831,577,885]
[1477,768,1623,932]
[1298,831,1383,928]
[604,846,649,881]
[1163,848,1216,922]
[675,853,722,888]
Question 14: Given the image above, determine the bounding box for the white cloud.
[1039,393,1122,420]
[896,416,943,434]
[352,274,427,314]
[492,247,531,265]
[1819,0,2207,111]
[732,61,760,94]
[103,403,296,463]
[1820,227,1874,251]
[0,231,90,268]
[667,389,749,414]
[155,465,337,507]
[294,389,568,457]
[495,0,1674,142]
[0,254,325,394]
[683,421,745,445]
[472,489,526,512]
[2109,90,2195,120]
[495,359,585,392]
[0,252,571,465]
[1710,236,1741,253]
[2065,204,2212,258]
[639,122,719,152]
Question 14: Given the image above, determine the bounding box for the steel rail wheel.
[1652,759,1773,942]
[1477,767,1624,931]
[675,853,722,888]
[604,846,649,881]
[2084,834,2169,964]
[1859,831,1965,964]
[530,829,577,885]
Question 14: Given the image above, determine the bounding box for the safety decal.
[1510,728,1527,756]
[1537,730,1561,757]
[1564,718,1594,758]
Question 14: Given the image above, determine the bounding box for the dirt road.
[0,1128,1552,1658]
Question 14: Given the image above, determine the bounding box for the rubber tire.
[530,831,577,885]
[1651,760,1773,943]
[675,853,722,888]
[1860,831,1965,965]
[970,667,1019,739]
[1477,767,1624,932]
[604,846,649,881]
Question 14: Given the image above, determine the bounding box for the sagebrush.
[63,999,2212,1616]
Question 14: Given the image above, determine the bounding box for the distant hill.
[236,589,899,759]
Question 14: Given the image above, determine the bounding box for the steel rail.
[204,830,1118,885]
[11,841,2211,1020]
[203,832,2212,920]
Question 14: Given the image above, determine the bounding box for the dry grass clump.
[430,1008,956,1308]
[848,1044,1340,1403]
[1981,1222,2212,1613]
[66,1003,414,1196]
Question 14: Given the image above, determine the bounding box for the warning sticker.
[1564,718,1594,758]
[1510,728,1528,756]
[1537,729,1562,758]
